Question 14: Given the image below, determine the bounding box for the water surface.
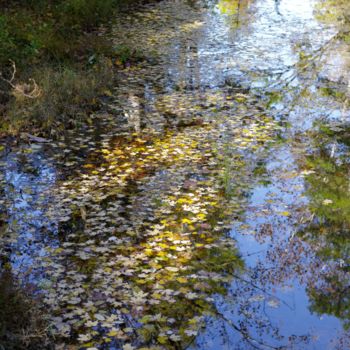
[0,0,349,349]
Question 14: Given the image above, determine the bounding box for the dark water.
[0,0,349,349]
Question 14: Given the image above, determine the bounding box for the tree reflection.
[299,124,350,329]
[217,0,253,28]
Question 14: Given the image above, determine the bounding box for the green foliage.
[0,0,137,65]
[319,87,346,101]
[299,124,350,328]
[304,126,350,223]
[113,44,145,65]
[315,0,350,28]
[266,91,282,108]
[58,0,117,30]
[0,10,50,65]
[0,16,16,65]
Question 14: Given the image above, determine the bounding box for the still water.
[0,0,349,349]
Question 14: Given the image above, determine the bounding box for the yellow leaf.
[136,279,147,284]
[177,277,188,284]
[157,336,168,344]
[103,89,113,97]
[196,213,206,220]
[83,164,95,169]
[107,330,119,337]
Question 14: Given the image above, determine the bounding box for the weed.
[113,44,145,66]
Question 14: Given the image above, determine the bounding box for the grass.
[0,0,143,137]
[2,59,114,136]
[0,270,52,350]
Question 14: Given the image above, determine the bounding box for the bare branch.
[212,309,285,350]
[0,60,42,99]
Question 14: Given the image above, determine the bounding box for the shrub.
[58,0,117,30]
[0,11,47,66]
[0,16,17,65]
[0,0,125,65]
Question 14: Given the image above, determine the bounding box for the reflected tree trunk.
[125,93,141,133]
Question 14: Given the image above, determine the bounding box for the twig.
[0,60,41,99]
[212,309,285,350]
[231,273,295,311]
[266,32,340,92]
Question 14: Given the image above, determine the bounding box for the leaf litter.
[0,1,282,349]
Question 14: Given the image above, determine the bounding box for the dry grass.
[2,58,114,136]
[0,270,53,350]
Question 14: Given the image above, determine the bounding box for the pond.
[0,0,349,349]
